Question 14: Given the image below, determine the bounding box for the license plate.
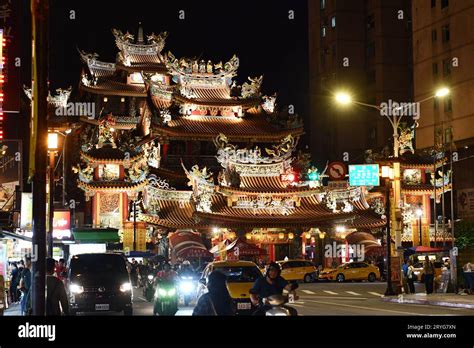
[237,302,251,310]
[95,304,110,311]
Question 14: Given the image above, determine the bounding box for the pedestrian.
[377,257,385,281]
[46,258,69,316]
[9,262,20,303]
[406,260,416,294]
[55,258,67,284]
[19,256,32,316]
[423,256,435,294]
[193,271,235,316]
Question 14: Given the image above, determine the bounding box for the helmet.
[266,262,281,278]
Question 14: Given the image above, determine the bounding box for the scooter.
[263,282,299,316]
[178,275,196,306]
[143,274,156,302]
[153,280,178,316]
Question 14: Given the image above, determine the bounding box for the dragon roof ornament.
[78,49,116,72]
[113,28,167,57]
[166,52,239,82]
[214,133,297,168]
[23,86,72,108]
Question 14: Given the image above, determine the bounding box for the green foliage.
[454,221,474,250]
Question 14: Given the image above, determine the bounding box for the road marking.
[368,292,384,297]
[323,290,338,295]
[346,291,361,296]
[293,301,305,304]
[137,297,147,302]
[302,290,316,295]
[300,295,368,300]
[303,299,425,316]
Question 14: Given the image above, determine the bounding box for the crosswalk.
[298,289,385,298]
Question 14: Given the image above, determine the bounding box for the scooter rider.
[249,262,298,316]
[156,262,178,282]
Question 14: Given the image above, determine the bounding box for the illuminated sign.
[349,164,380,187]
[53,211,71,239]
[20,193,33,230]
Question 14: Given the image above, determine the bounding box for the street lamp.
[435,87,450,98]
[416,206,423,246]
[47,132,59,257]
[55,129,72,207]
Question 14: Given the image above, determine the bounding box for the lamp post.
[334,88,451,251]
[416,206,423,246]
[47,132,58,257]
[55,129,72,207]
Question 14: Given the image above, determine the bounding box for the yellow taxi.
[320,261,380,282]
[277,260,318,283]
[412,261,443,282]
[197,260,263,315]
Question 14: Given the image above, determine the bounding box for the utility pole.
[30,0,49,316]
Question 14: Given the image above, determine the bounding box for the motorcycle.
[153,280,178,316]
[261,282,299,316]
[143,274,156,302]
[178,275,196,306]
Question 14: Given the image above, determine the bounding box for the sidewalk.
[382,293,474,309]
[3,302,22,316]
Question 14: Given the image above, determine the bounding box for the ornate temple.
[76,25,451,263]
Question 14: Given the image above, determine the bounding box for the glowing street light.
[435,87,450,98]
[334,92,352,105]
[47,132,58,150]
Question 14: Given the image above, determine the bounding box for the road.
[130,282,474,316]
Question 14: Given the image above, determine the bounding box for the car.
[321,262,380,282]
[66,253,133,315]
[277,260,318,283]
[412,261,443,282]
[197,260,262,315]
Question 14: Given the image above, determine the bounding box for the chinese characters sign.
[349,164,380,187]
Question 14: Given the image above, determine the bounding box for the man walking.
[46,258,69,316]
[19,256,32,316]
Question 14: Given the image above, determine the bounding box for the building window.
[432,62,438,76]
[441,0,449,9]
[443,58,451,76]
[431,29,437,42]
[321,26,327,37]
[442,24,450,42]
[444,98,452,112]
[366,41,375,58]
[431,0,436,8]
[331,16,336,28]
[366,14,375,30]
[320,0,325,10]
[434,98,439,110]
[445,127,453,144]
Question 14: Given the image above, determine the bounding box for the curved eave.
[78,180,148,192]
[79,82,146,97]
[152,124,304,142]
[402,184,452,195]
[217,186,322,197]
[174,94,260,108]
[80,151,144,165]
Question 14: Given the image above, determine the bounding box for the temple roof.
[153,114,303,142]
[81,147,143,164]
[78,180,148,192]
[80,79,147,97]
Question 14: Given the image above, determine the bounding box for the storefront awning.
[225,238,266,256]
[177,246,212,259]
[72,227,120,243]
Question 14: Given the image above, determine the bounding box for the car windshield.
[215,266,261,283]
[70,254,128,275]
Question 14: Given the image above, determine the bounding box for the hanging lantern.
[245,233,252,240]
[228,232,236,240]
[288,233,294,240]
[278,232,285,240]
[305,232,311,239]
[319,231,326,239]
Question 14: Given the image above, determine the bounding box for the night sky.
[47,0,309,141]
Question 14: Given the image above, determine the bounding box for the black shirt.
[250,275,288,302]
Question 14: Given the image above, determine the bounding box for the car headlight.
[120,282,132,292]
[180,281,194,293]
[158,288,167,297]
[69,284,84,294]
[147,275,154,280]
